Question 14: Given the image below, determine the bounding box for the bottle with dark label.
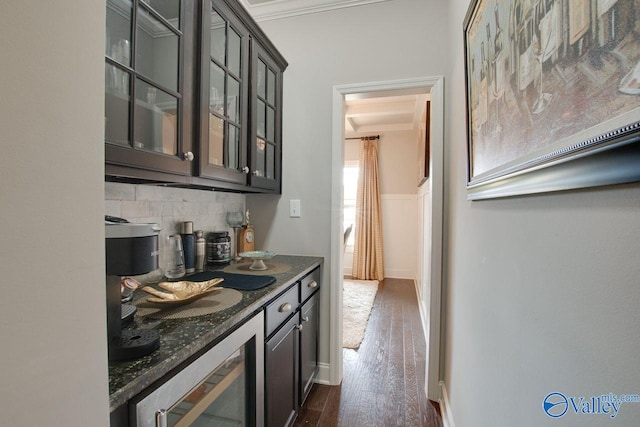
[180,221,195,274]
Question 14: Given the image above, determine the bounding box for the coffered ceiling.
[238,0,390,21]
[344,90,429,136]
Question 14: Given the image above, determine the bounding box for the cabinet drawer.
[300,267,320,303]
[265,284,299,337]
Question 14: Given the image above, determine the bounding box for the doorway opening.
[341,90,429,279]
[328,77,444,401]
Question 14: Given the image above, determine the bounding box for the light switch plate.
[289,199,301,217]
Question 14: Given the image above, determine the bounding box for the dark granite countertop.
[108,254,323,411]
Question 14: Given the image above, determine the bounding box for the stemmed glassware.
[225,211,244,262]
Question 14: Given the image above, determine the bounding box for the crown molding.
[238,0,391,22]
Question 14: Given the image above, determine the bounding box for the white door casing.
[329,76,444,400]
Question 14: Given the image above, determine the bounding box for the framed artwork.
[464,0,640,200]
[418,101,431,186]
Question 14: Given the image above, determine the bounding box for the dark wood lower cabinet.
[299,293,319,405]
[265,314,299,427]
[264,267,321,427]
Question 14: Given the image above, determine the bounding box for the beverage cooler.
[131,313,264,427]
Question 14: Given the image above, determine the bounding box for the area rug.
[343,279,379,349]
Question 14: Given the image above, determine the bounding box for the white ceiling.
[238,0,391,21]
[344,90,429,136]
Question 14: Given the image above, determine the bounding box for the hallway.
[294,278,443,426]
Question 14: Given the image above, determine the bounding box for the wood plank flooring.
[293,278,443,427]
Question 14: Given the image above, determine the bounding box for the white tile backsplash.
[105,182,136,201]
[121,200,151,218]
[105,182,245,273]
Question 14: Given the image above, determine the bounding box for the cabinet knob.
[302,316,309,323]
[242,166,250,174]
[295,324,303,331]
[308,281,318,289]
[252,170,260,176]
[278,302,292,313]
[182,151,194,161]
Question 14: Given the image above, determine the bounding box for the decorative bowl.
[239,251,277,270]
[141,278,224,306]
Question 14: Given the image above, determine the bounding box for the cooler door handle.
[156,409,168,427]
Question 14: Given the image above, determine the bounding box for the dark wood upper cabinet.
[105,0,287,193]
[249,41,283,192]
[198,0,249,185]
[105,0,196,176]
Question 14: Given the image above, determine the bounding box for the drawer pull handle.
[302,316,309,323]
[278,302,292,313]
[308,280,318,288]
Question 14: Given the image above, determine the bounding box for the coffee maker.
[105,217,161,361]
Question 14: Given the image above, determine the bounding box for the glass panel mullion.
[257,60,266,99]
[209,114,224,166]
[255,137,265,177]
[229,125,239,170]
[136,6,179,92]
[105,63,131,145]
[267,68,275,105]
[228,77,240,123]
[266,143,274,179]
[228,26,241,76]
[139,0,181,33]
[210,62,225,115]
[256,99,265,138]
[106,0,133,66]
[134,78,178,155]
[210,9,225,65]
[266,106,274,142]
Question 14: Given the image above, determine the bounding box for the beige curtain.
[352,137,384,280]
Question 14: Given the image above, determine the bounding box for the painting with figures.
[464,0,640,188]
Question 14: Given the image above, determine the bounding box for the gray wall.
[0,1,109,425]
[5,1,636,425]
[444,1,640,426]
[247,0,450,374]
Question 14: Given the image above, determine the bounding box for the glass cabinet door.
[250,43,282,192]
[105,0,194,175]
[165,349,248,426]
[199,0,249,185]
[133,313,264,427]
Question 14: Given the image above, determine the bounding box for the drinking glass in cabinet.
[106,0,132,65]
[104,63,130,145]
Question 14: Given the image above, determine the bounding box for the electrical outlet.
[289,199,301,218]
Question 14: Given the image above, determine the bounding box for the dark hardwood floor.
[294,278,443,427]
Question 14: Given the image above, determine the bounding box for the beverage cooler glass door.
[132,313,264,427]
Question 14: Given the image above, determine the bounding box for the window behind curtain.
[343,163,359,250]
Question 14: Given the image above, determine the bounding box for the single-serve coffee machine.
[105,217,161,361]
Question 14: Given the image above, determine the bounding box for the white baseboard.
[440,382,455,427]
[315,362,333,385]
[383,269,414,280]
